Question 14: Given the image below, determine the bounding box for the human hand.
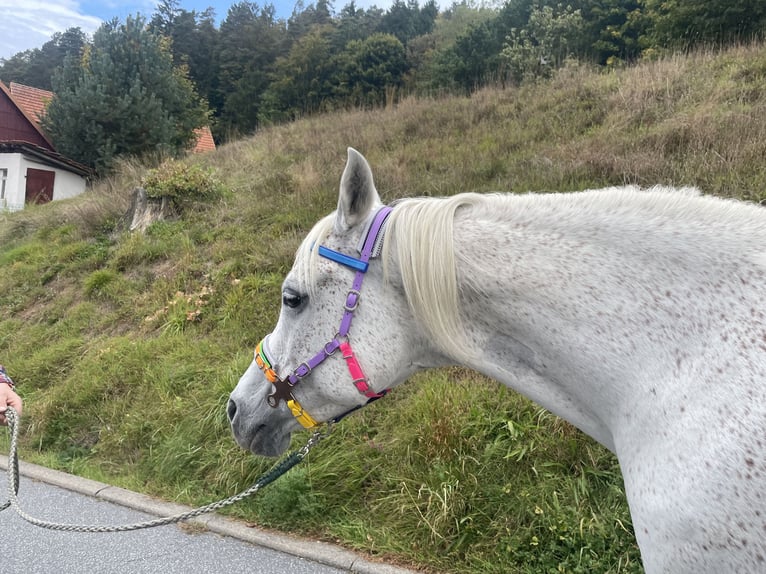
[0,386,22,425]
[0,366,21,425]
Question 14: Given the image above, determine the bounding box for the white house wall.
[49,164,87,201]
[0,152,25,211]
[0,152,87,211]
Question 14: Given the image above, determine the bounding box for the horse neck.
[388,189,763,452]
[445,194,649,451]
[391,189,766,456]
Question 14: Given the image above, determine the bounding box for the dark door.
[25,168,55,205]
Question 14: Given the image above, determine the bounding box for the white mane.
[383,194,485,361]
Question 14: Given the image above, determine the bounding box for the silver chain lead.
[1,407,330,532]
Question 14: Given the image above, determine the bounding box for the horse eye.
[282,291,304,309]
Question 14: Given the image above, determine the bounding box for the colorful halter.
[255,206,393,428]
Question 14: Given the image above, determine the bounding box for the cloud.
[0,1,102,60]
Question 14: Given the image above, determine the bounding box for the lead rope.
[1,407,331,532]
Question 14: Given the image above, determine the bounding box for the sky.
[0,0,393,61]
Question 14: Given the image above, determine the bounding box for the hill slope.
[2,43,766,573]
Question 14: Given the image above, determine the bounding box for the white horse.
[228,148,766,573]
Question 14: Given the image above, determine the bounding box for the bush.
[142,160,223,203]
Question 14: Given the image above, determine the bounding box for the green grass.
[3,42,766,573]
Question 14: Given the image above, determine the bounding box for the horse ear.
[335,147,381,232]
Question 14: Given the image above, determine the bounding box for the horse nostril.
[227,398,237,422]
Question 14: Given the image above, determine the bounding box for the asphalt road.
[0,457,417,574]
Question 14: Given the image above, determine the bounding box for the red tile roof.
[0,81,54,149]
[192,126,216,153]
[8,81,215,154]
[9,82,53,125]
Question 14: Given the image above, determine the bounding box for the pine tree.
[215,2,287,138]
[148,0,220,112]
[262,26,336,121]
[0,28,87,90]
[43,16,208,175]
[644,0,766,48]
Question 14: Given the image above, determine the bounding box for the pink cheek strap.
[339,341,388,399]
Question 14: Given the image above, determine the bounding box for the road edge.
[0,455,420,574]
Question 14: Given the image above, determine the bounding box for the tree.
[580,0,649,65]
[287,0,334,42]
[43,16,208,175]
[417,0,440,37]
[335,33,407,106]
[0,28,87,90]
[379,0,438,45]
[333,2,384,50]
[261,25,337,121]
[644,0,766,49]
[501,3,585,82]
[0,50,36,85]
[215,2,287,138]
[149,0,182,36]
[406,2,499,93]
[149,2,220,122]
[184,10,220,115]
[439,20,502,91]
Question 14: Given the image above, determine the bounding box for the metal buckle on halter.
[334,332,348,344]
[344,289,361,312]
[294,362,312,379]
[324,340,339,356]
[352,378,372,393]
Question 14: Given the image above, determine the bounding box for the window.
[0,168,6,201]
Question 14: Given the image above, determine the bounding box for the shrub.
[142,160,223,204]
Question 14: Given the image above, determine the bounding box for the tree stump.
[125,187,175,233]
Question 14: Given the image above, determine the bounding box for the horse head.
[227,148,439,456]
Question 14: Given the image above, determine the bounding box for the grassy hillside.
[2,43,766,573]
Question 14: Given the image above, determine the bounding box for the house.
[0,81,91,211]
[0,81,216,212]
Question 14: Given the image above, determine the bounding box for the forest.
[1,0,765,173]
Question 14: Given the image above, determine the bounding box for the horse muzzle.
[227,361,295,456]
